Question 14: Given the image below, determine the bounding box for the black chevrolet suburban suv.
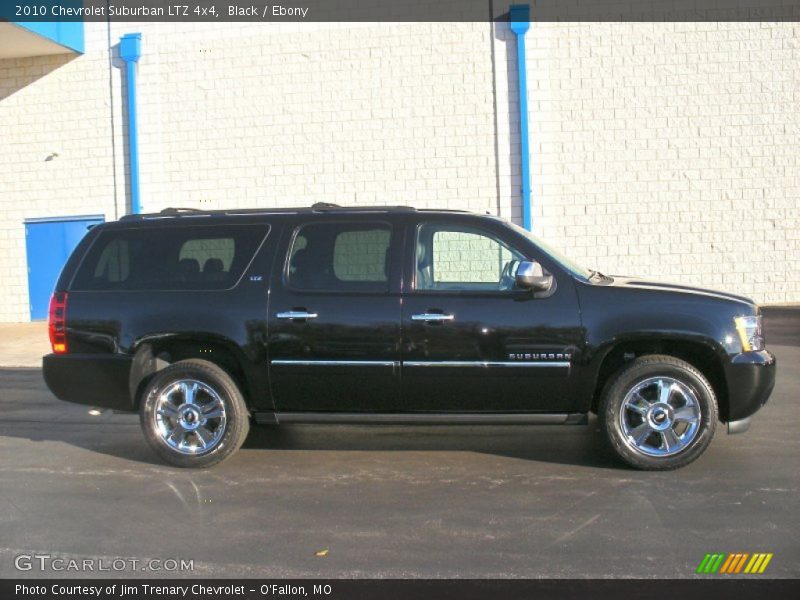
[43,205,776,469]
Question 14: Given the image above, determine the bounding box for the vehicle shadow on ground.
[2,418,624,470]
[0,425,168,468]
[242,422,624,470]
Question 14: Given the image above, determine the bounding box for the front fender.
[573,281,747,411]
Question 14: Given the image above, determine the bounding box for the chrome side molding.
[404,360,570,368]
[276,311,318,320]
[411,313,455,322]
[271,360,396,367]
[270,359,570,368]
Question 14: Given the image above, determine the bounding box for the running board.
[254,412,588,426]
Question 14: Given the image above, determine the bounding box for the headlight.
[734,315,764,352]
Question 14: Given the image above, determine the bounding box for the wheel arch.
[589,336,731,421]
[129,334,255,410]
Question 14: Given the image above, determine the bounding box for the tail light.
[48,292,68,354]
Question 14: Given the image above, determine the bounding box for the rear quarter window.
[71,224,268,291]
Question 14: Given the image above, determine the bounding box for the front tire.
[599,355,717,470]
[140,359,250,468]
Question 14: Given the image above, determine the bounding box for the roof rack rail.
[159,207,205,216]
[117,204,423,222]
[310,203,416,212]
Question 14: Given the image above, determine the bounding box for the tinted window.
[416,224,525,291]
[288,223,391,292]
[72,225,268,291]
[179,238,235,272]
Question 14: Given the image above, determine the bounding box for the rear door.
[267,217,403,412]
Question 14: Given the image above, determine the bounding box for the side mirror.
[515,261,553,292]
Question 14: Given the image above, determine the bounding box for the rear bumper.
[724,350,776,422]
[43,353,135,411]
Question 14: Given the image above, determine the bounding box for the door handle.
[411,312,454,322]
[277,311,318,320]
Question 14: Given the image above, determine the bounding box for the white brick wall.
[524,22,800,302]
[0,20,797,321]
[0,34,122,322]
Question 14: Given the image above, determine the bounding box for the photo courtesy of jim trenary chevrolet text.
[0,0,798,599]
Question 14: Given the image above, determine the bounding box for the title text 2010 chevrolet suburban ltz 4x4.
[42,205,776,469]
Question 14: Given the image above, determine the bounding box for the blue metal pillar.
[120,33,142,215]
[510,5,532,230]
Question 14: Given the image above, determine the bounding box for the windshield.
[507,222,594,280]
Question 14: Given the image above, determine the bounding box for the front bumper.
[723,350,776,423]
[727,416,752,434]
[43,353,135,411]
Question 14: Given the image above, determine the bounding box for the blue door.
[25,215,104,320]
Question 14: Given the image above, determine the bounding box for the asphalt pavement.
[0,308,797,578]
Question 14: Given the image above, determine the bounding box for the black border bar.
[4,579,800,600]
[4,0,800,22]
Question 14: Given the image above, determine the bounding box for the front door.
[401,219,584,412]
[267,219,402,412]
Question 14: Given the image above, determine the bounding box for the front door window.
[416,224,526,292]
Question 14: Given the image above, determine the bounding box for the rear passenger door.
[267,219,402,412]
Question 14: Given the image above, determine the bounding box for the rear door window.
[71,224,268,291]
[287,222,392,292]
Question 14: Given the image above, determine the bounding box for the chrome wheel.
[153,379,227,455]
[619,376,701,457]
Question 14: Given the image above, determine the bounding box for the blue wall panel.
[25,216,103,320]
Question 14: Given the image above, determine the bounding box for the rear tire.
[140,359,249,468]
[599,355,717,470]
